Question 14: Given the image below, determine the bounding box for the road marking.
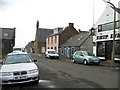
[38,54,41,56]
[115,67,119,69]
[39,80,51,83]
[39,80,56,88]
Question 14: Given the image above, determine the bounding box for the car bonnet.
[0,63,38,72]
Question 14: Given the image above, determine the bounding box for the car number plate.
[94,61,99,62]
[14,76,27,80]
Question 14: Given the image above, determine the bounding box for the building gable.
[37,28,54,42]
[59,23,79,45]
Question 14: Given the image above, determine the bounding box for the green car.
[72,51,100,65]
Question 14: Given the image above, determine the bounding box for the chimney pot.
[69,23,74,27]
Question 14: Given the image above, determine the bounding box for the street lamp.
[102,0,116,66]
[90,27,95,35]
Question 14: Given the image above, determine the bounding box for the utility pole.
[103,0,116,67]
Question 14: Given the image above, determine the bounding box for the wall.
[46,35,59,53]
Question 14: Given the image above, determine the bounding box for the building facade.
[0,28,15,58]
[93,2,120,61]
[25,41,35,53]
[46,23,79,55]
[34,21,54,54]
[60,31,93,59]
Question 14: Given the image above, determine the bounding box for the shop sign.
[97,35,108,40]
[97,33,120,40]
[110,33,120,38]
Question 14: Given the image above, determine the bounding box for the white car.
[45,49,59,59]
[13,47,25,52]
[0,52,39,85]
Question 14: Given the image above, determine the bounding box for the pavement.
[99,60,120,68]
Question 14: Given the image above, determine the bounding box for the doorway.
[105,41,112,60]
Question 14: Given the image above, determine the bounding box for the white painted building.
[93,2,120,61]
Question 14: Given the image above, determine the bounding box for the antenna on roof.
[93,0,95,27]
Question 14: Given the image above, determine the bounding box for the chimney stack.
[69,23,74,27]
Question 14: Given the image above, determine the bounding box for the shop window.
[97,42,105,57]
[115,40,120,58]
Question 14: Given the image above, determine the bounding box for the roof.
[7,51,28,55]
[0,28,15,39]
[60,31,90,47]
[37,28,54,42]
[47,25,78,37]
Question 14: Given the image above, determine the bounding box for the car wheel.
[33,79,39,84]
[45,55,47,58]
[96,62,100,65]
[83,60,88,65]
[72,58,76,63]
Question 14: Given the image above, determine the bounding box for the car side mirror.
[33,59,37,62]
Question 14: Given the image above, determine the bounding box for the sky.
[0,0,119,47]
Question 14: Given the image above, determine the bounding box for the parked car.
[72,51,100,65]
[13,46,25,52]
[45,49,59,59]
[0,51,39,85]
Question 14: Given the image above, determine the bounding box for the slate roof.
[37,28,54,42]
[48,25,78,37]
[60,31,90,47]
[0,28,15,39]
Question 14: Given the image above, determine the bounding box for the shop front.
[97,40,120,61]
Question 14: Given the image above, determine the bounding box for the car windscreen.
[13,48,22,51]
[48,51,56,54]
[82,51,94,56]
[3,54,32,64]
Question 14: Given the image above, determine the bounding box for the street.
[2,53,119,89]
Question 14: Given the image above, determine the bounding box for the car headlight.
[28,69,38,74]
[1,72,13,76]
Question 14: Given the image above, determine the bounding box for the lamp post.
[103,0,116,66]
[90,27,95,35]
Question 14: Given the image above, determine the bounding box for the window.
[115,40,120,58]
[97,42,105,57]
[51,36,53,44]
[61,47,64,55]
[98,25,102,32]
[4,54,31,64]
[98,20,120,32]
[55,36,57,43]
[48,37,50,44]
[71,47,75,55]
[55,47,57,51]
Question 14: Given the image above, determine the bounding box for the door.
[66,47,71,59]
[105,41,112,60]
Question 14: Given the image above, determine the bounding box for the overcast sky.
[0,0,119,47]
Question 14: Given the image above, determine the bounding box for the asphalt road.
[1,53,119,89]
